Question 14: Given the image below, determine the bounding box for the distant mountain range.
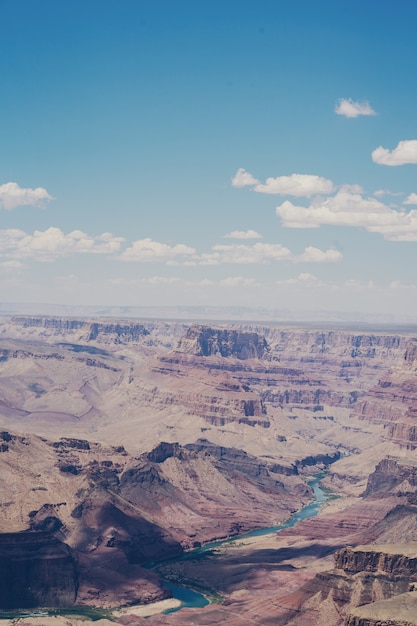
[1,301,417,327]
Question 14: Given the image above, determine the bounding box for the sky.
[1,0,417,320]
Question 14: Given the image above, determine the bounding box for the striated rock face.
[365,457,417,498]
[282,544,417,626]
[151,352,270,427]
[11,316,87,333]
[0,531,77,609]
[7,315,174,348]
[175,325,271,359]
[87,322,149,343]
[345,591,417,626]
[352,339,417,448]
[335,545,417,576]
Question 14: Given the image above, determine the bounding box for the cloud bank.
[0,227,124,261]
[275,190,417,241]
[118,238,197,263]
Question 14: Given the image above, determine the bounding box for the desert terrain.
[1,315,417,625]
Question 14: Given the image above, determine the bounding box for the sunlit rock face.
[365,457,417,498]
[351,339,417,448]
[175,325,271,359]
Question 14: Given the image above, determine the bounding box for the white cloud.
[231,168,260,188]
[0,227,124,261]
[107,275,259,289]
[335,98,376,118]
[298,272,318,281]
[374,189,403,197]
[204,242,292,265]
[199,242,341,265]
[107,276,189,287]
[0,260,24,273]
[118,238,196,263]
[276,272,320,286]
[404,193,417,205]
[219,276,259,287]
[296,247,342,263]
[223,229,262,239]
[0,182,53,210]
[344,279,375,290]
[254,173,334,197]
[372,140,417,166]
[339,184,364,194]
[275,190,417,241]
[389,280,417,290]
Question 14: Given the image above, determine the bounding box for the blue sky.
[1,0,417,318]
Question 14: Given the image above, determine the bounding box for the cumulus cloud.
[202,242,292,265]
[276,272,320,286]
[231,168,260,188]
[372,140,417,166]
[404,193,417,205]
[108,275,188,287]
[254,173,334,197]
[374,189,403,197]
[118,238,196,263]
[219,276,259,287]
[335,98,376,118]
[0,227,124,261]
[296,246,342,263]
[223,229,262,239]
[0,182,53,210]
[275,190,417,241]
[339,184,364,194]
[231,169,334,197]
[199,242,341,265]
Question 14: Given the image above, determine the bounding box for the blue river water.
[161,472,327,613]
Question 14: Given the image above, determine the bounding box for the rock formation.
[0,531,77,609]
[352,339,417,448]
[0,431,310,609]
[175,325,271,359]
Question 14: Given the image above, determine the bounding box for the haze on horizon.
[1,0,417,319]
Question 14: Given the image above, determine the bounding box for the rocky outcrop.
[279,544,417,625]
[11,316,86,332]
[0,431,313,609]
[345,591,417,626]
[0,531,77,609]
[87,323,149,343]
[365,457,417,498]
[175,325,271,359]
[352,339,417,448]
[335,546,417,576]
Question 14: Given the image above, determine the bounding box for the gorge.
[0,315,417,625]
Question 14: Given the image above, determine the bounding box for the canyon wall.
[0,531,77,609]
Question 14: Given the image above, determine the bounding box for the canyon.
[0,316,417,624]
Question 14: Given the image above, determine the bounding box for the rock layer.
[0,531,77,609]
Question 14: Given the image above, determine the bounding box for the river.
[159,472,328,613]
[0,473,327,620]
